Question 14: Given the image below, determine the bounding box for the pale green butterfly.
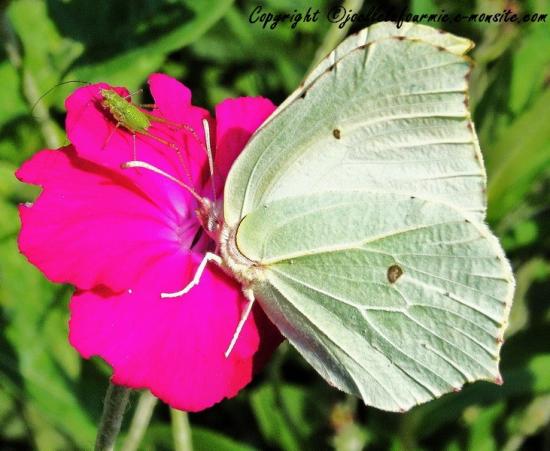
[127,22,515,412]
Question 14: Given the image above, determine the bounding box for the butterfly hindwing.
[236,192,513,411]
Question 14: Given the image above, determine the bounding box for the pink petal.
[214,97,276,183]
[69,252,282,411]
[147,73,192,121]
[16,147,197,291]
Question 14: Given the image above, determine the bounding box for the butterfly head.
[196,197,222,239]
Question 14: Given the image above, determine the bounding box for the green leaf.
[503,394,550,451]
[7,0,84,107]
[506,259,550,337]
[192,427,258,451]
[464,402,505,451]
[486,88,550,223]
[0,238,96,447]
[509,24,550,115]
[61,0,234,89]
[0,161,39,204]
[0,201,18,239]
[332,423,369,451]
[0,61,27,126]
[0,119,47,167]
[251,383,325,451]
[141,424,258,451]
[0,388,26,440]
[411,353,550,438]
[410,0,439,14]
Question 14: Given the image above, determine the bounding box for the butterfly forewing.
[272,22,474,119]
[224,25,485,227]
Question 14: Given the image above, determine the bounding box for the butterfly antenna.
[122,160,206,206]
[202,118,217,202]
[30,80,91,115]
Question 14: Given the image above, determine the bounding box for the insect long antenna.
[202,118,217,202]
[123,88,143,100]
[171,141,194,188]
[31,80,91,114]
[122,160,206,206]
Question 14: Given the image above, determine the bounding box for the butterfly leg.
[160,252,222,299]
[224,288,256,358]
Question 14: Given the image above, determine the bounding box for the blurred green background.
[1,0,549,449]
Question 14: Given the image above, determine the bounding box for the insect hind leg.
[101,122,121,150]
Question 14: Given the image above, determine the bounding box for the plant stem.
[95,382,131,451]
[121,391,158,451]
[170,409,193,451]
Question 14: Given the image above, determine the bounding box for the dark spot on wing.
[333,128,341,139]
[395,36,406,41]
[387,264,403,283]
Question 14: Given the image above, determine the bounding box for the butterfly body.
[218,222,265,286]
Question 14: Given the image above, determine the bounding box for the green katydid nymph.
[99,88,192,151]
[96,87,212,189]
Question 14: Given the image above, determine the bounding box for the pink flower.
[16,73,283,411]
